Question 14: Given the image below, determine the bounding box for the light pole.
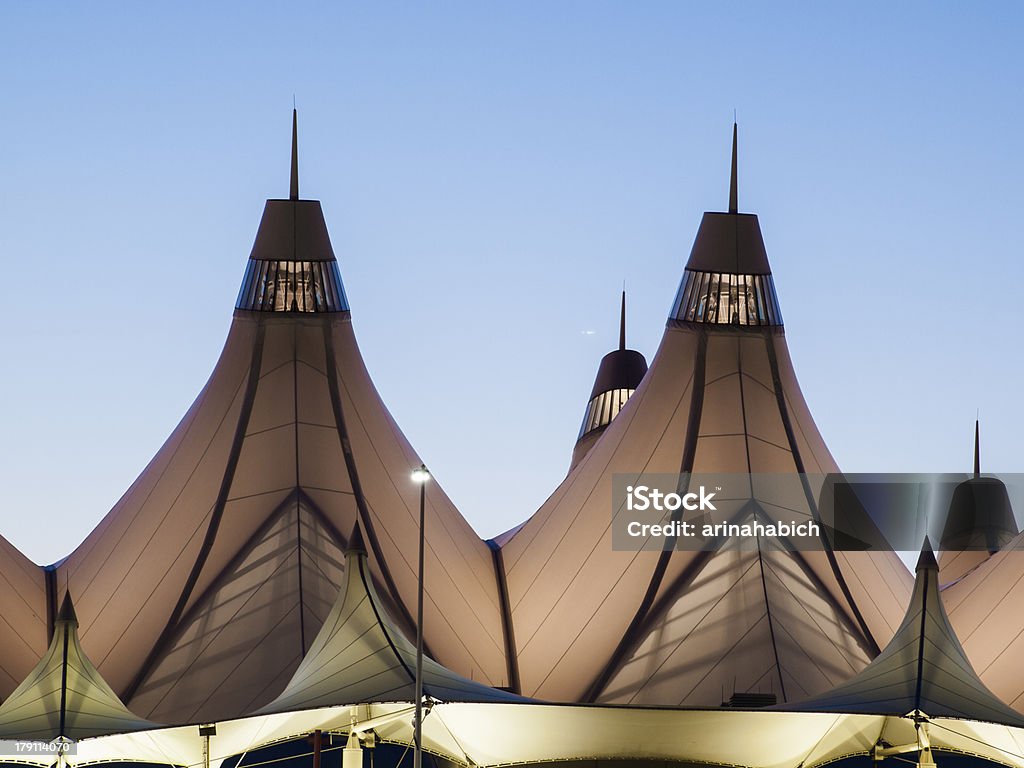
[410,464,431,768]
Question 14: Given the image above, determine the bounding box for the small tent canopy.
[787,538,1024,728]
[258,531,524,714]
[0,593,156,742]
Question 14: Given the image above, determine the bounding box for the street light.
[410,464,431,768]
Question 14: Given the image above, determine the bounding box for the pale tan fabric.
[0,535,47,701]
[55,312,506,725]
[944,536,1024,713]
[502,326,912,704]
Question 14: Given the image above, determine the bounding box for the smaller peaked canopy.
[787,538,1024,728]
[571,290,648,469]
[0,594,156,741]
[258,534,524,715]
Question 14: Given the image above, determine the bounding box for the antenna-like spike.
[974,419,981,478]
[729,122,738,213]
[619,290,626,351]
[290,108,299,201]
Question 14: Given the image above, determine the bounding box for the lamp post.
[410,464,431,768]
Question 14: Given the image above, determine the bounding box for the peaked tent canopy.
[54,112,509,725]
[571,290,648,470]
[259,534,524,714]
[789,539,1024,727]
[0,534,48,700]
[499,124,913,705]
[0,594,155,742]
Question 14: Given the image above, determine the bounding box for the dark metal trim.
[763,334,880,657]
[44,566,58,644]
[915,575,928,712]
[322,319,421,646]
[582,330,708,702]
[358,554,417,685]
[122,321,268,704]
[486,540,522,695]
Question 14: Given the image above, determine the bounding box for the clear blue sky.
[1,2,1021,565]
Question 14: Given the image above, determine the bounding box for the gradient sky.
[1,2,1022,566]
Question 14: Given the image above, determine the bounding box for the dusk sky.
[2,3,1022,565]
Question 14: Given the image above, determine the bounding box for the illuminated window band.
[236,259,350,313]
[671,269,782,326]
[579,387,636,440]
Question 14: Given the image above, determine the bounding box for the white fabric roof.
[259,543,523,714]
[0,594,155,741]
[789,543,1024,727]
[14,702,1024,768]
[4,545,1021,768]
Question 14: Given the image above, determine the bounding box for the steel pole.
[413,471,426,768]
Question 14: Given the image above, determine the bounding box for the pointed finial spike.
[974,419,981,478]
[916,537,938,572]
[728,121,738,214]
[348,522,367,556]
[290,108,299,201]
[57,591,78,625]
[619,290,626,351]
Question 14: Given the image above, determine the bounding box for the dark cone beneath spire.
[670,123,781,326]
[236,110,349,313]
[939,421,1018,555]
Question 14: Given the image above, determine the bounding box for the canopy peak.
[916,538,938,572]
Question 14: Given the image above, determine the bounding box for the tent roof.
[0,594,156,741]
[498,127,912,705]
[259,542,524,714]
[787,539,1024,727]
[56,113,510,725]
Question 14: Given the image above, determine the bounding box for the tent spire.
[290,108,299,201]
[974,418,981,479]
[619,290,626,351]
[916,537,938,573]
[57,591,78,625]
[728,122,738,213]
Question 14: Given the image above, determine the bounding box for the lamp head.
[411,465,431,484]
